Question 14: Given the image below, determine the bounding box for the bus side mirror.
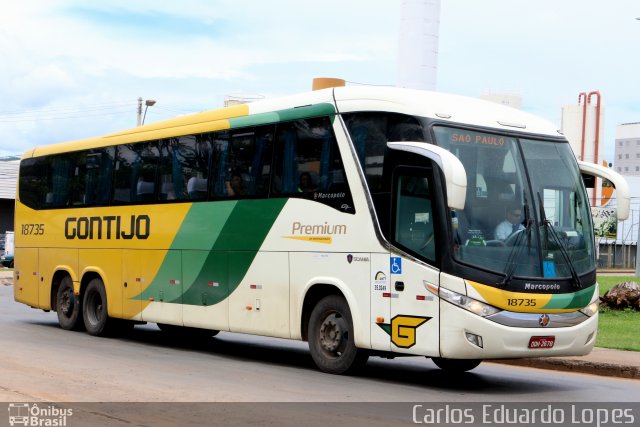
[387,142,467,210]
[578,161,630,220]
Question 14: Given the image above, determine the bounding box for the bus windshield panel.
[433,126,595,281]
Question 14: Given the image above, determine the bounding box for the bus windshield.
[433,126,595,282]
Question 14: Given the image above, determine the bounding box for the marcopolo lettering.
[65,215,150,240]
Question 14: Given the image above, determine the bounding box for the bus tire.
[431,357,482,372]
[82,278,113,336]
[56,276,83,331]
[308,295,368,374]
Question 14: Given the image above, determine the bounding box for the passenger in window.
[297,172,317,193]
[495,204,524,240]
[226,171,246,197]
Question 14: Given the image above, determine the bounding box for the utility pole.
[136,97,143,127]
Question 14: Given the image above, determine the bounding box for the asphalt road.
[1,283,639,426]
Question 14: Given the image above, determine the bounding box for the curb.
[489,358,640,379]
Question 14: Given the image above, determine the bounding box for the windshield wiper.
[537,192,582,289]
[496,194,534,288]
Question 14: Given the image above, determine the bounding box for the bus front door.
[387,167,440,356]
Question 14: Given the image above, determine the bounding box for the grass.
[595,275,640,351]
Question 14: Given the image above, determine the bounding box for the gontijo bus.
[14,85,630,374]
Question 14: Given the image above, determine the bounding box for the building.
[614,122,640,176]
[0,157,18,234]
[397,0,440,90]
[560,93,604,165]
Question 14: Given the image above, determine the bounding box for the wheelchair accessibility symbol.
[390,257,402,274]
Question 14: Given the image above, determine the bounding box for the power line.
[153,105,199,115]
[0,107,134,123]
[0,101,213,125]
[0,101,136,116]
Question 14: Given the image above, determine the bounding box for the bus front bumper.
[439,301,597,359]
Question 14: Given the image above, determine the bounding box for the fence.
[595,196,639,269]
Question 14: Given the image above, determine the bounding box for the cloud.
[0,0,398,156]
[1,0,638,162]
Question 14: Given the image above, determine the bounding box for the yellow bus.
[14,85,629,374]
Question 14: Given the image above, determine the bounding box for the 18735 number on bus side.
[21,223,45,235]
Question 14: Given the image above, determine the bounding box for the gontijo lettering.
[65,215,150,240]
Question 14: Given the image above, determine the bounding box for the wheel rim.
[86,290,104,326]
[59,288,74,317]
[318,312,348,357]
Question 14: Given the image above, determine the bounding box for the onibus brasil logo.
[8,403,73,426]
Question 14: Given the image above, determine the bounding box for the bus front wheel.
[308,295,368,374]
[431,357,482,372]
[56,276,83,331]
[82,278,113,336]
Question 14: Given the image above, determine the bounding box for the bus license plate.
[528,336,555,349]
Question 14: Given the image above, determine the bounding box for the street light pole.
[136,97,156,126]
[136,97,143,127]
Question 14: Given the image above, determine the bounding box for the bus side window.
[211,132,230,198]
[48,155,75,208]
[72,148,114,207]
[158,135,211,201]
[393,171,436,263]
[112,142,159,204]
[136,142,159,203]
[19,157,50,210]
[272,116,354,213]
[273,125,299,194]
[209,126,274,200]
[343,112,427,194]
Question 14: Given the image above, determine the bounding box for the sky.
[1,0,639,163]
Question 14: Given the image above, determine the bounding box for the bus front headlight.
[425,282,501,317]
[580,301,599,317]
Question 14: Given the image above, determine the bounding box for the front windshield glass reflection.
[433,127,595,280]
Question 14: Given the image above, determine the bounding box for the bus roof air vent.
[497,121,526,129]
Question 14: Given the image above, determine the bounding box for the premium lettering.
[65,215,150,240]
[291,221,347,235]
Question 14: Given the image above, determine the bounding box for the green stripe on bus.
[542,286,594,310]
[171,202,237,250]
[135,199,287,306]
[228,103,336,129]
[134,201,237,303]
[179,198,287,306]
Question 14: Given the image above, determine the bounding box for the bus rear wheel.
[308,295,368,374]
[431,357,482,372]
[83,278,113,336]
[56,276,83,331]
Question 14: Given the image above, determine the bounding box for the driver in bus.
[495,203,524,240]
